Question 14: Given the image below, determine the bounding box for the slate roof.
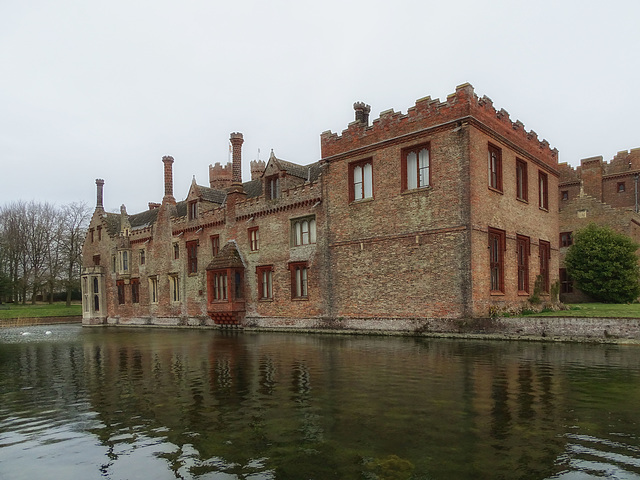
[197,185,226,204]
[99,158,320,236]
[206,241,245,270]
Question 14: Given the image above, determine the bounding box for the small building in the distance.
[558,149,640,302]
[81,83,560,331]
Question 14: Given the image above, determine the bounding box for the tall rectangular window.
[117,280,125,305]
[131,278,140,304]
[186,240,198,274]
[402,144,430,190]
[249,227,259,251]
[139,249,146,265]
[289,262,308,299]
[539,171,549,210]
[257,265,273,300]
[149,277,158,304]
[97,226,102,241]
[539,240,551,293]
[516,158,528,201]
[188,200,198,220]
[489,227,505,293]
[211,235,220,257]
[292,216,316,246]
[560,268,573,294]
[488,144,502,192]
[212,271,228,301]
[118,250,129,273]
[349,159,373,202]
[173,243,180,260]
[266,175,280,199]
[517,235,530,293]
[170,275,180,302]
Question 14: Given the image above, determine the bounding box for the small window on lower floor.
[149,277,158,304]
[170,275,180,302]
[116,280,125,305]
[131,278,140,304]
[289,262,308,299]
[560,268,573,294]
[489,227,506,293]
[257,265,274,300]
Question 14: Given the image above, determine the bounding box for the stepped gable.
[605,148,640,175]
[320,83,558,169]
[206,241,245,270]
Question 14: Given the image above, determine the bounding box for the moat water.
[1,325,639,480]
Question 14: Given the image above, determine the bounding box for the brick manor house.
[81,83,560,329]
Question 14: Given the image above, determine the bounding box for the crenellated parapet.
[235,180,322,221]
[321,83,558,168]
[209,162,233,190]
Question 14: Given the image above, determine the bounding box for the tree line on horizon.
[0,201,90,306]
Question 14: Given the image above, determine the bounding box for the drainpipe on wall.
[635,173,639,213]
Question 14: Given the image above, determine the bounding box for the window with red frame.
[488,144,502,192]
[539,171,549,210]
[256,265,273,300]
[289,262,308,299]
[116,280,125,305]
[516,158,528,201]
[349,159,373,202]
[489,227,505,293]
[249,227,259,251]
[517,235,530,293]
[211,271,228,301]
[560,268,573,294]
[402,144,430,190]
[211,235,220,257]
[186,240,198,274]
[131,278,140,304]
[539,240,551,293]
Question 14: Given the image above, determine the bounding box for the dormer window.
[266,175,280,199]
[188,200,198,220]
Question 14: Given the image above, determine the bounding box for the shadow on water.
[1,326,640,479]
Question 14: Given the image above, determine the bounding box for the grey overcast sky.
[1,0,639,213]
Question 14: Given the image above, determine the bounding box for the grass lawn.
[0,303,81,319]
[534,303,640,318]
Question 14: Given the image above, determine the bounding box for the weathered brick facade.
[558,149,640,302]
[82,84,560,329]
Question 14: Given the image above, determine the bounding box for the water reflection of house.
[81,84,560,329]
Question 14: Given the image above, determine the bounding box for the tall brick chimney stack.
[354,102,371,126]
[95,178,104,211]
[162,156,176,205]
[230,132,244,185]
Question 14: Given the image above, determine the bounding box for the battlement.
[250,159,266,180]
[559,147,640,183]
[209,162,233,190]
[321,83,558,168]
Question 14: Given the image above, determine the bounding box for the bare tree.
[0,200,90,305]
[60,202,90,306]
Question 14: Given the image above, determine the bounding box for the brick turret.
[250,159,265,180]
[209,162,233,190]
